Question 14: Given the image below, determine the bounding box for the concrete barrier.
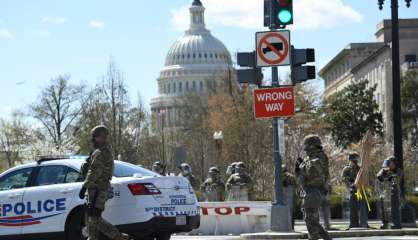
[194,201,271,235]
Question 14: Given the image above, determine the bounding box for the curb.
[240,228,418,239]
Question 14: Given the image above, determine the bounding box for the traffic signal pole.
[271,66,285,204]
[379,0,416,227]
[390,0,403,172]
[269,1,292,232]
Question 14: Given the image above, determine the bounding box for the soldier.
[200,167,225,202]
[376,156,403,229]
[295,135,332,240]
[226,162,238,178]
[226,162,254,201]
[282,164,296,229]
[341,152,369,228]
[320,183,332,230]
[152,161,165,176]
[79,125,132,240]
[178,163,198,188]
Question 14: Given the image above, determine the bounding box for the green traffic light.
[278,9,292,24]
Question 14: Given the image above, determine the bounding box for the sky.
[0,0,417,118]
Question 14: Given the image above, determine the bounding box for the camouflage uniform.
[226,162,238,179]
[178,163,198,189]
[282,165,296,229]
[376,156,403,229]
[200,167,225,202]
[80,125,130,240]
[320,183,332,230]
[152,161,165,176]
[226,162,254,201]
[295,135,331,240]
[341,152,369,228]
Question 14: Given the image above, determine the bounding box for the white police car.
[0,156,200,240]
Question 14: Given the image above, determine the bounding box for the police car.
[0,156,200,240]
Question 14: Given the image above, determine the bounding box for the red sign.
[201,206,251,216]
[253,87,295,118]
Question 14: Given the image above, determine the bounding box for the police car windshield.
[114,162,156,177]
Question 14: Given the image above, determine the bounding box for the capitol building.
[150,0,233,129]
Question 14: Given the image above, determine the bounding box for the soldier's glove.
[283,179,290,187]
[388,176,395,182]
[79,187,87,199]
[295,157,303,173]
[86,203,102,217]
[294,164,300,173]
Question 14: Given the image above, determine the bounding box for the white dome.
[165,33,231,66]
[150,0,235,128]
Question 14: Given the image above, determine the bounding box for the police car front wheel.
[155,233,171,240]
[65,209,86,240]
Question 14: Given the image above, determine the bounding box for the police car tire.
[65,209,86,240]
[155,232,171,240]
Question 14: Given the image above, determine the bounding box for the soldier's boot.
[319,227,332,240]
[380,221,389,229]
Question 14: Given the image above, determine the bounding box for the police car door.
[21,165,79,235]
[0,167,34,236]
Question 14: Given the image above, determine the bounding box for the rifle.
[87,187,100,216]
[380,196,386,223]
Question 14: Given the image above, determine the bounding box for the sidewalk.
[241,229,418,240]
[241,220,418,240]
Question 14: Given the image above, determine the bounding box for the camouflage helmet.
[235,162,247,175]
[226,162,238,175]
[153,161,162,168]
[91,125,109,137]
[281,164,288,172]
[209,167,220,174]
[236,162,247,169]
[303,135,322,150]
[348,152,360,163]
[383,156,396,168]
[180,163,192,171]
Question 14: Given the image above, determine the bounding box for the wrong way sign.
[256,30,291,67]
[253,87,295,118]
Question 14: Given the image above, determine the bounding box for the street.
[1,1,418,240]
[172,236,418,240]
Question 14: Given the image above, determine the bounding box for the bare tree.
[74,62,148,163]
[30,75,84,151]
[0,112,33,167]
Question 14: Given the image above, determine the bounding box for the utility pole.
[269,0,291,232]
[238,0,315,231]
[378,0,412,177]
[390,0,403,170]
[378,0,416,227]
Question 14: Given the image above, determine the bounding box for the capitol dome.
[151,0,234,128]
[164,32,231,66]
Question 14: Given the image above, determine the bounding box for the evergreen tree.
[323,80,383,149]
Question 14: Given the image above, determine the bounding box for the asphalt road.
[171,236,418,240]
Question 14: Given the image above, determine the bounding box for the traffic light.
[275,0,293,26]
[237,51,264,87]
[264,0,272,27]
[291,47,316,84]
